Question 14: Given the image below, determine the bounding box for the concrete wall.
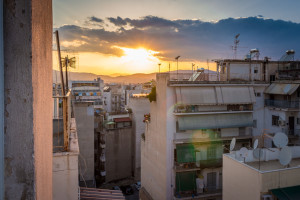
[105,127,133,182]
[4,0,52,199]
[127,97,150,179]
[53,153,78,200]
[223,155,261,200]
[74,102,95,181]
[141,74,170,200]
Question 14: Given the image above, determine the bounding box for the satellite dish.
[239,147,248,158]
[279,146,292,166]
[253,139,258,149]
[273,132,288,148]
[230,138,236,151]
[253,148,264,160]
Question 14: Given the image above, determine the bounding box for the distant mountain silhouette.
[53,70,156,84]
[53,69,216,84]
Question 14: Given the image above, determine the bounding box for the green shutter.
[176,171,197,192]
[176,144,195,163]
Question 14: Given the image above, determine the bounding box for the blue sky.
[53,0,300,74]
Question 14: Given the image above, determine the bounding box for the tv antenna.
[232,34,240,59]
[230,137,236,152]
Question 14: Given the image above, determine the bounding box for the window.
[253,120,257,128]
[254,67,258,73]
[297,118,300,125]
[207,145,216,160]
[255,92,261,97]
[272,115,279,126]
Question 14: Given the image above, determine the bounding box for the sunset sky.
[53,0,300,75]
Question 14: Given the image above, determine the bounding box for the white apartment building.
[141,54,300,200]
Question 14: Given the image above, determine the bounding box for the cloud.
[55,16,300,61]
[85,16,104,27]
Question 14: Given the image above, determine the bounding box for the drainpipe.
[0,0,4,198]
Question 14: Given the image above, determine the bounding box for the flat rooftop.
[246,158,300,172]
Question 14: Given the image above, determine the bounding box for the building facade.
[141,56,300,200]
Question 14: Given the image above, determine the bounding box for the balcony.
[265,99,300,109]
[174,159,222,172]
[174,104,253,114]
[167,72,267,85]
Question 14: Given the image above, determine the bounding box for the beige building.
[223,147,300,200]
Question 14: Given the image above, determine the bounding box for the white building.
[127,94,150,179]
[141,55,300,200]
[223,147,300,200]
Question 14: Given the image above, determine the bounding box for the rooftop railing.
[167,72,267,83]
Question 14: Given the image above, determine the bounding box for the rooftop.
[225,146,300,173]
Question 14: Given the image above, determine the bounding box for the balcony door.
[207,172,217,191]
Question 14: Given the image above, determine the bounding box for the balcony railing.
[174,159,222,171]
[53,90,72,152]
[174,104,253,113]
[166,72,267,83]
[265,99,300,109]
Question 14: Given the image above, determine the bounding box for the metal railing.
[265,99,300,109]
[174,104,253,113]
[53,90,72,152]
[167,72,266,82]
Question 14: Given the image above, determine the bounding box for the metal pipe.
[0,0,4,198]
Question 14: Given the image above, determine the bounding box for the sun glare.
[115,46,160,73]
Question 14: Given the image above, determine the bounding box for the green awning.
[178,113,253,131]
[271,185,300,200]
[106,121,116,125]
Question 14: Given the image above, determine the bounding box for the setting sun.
[115,46,160,73]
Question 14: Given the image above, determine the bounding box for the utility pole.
[175,56,180,80]
[55,30,65,96]
[158,63,161,73]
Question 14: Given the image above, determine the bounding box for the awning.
[271,185,300,200]
[113,117,131,123]
[176,86,255,105]
[264,83,300,95]
[178,113,253,130]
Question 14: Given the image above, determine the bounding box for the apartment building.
[72,78,104,109]
[223,147,300,200]
[95,112,134,184]
[141,53,300,200]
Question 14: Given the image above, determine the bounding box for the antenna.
[279,146,292,166]
[253,148,264,159]
[273,132,288,148]
[230,137,236,151]
[239,147,248,162]
[175,56,180,80]
[253,139,258,149]
[232,34,240,59]
[158,63,161,73]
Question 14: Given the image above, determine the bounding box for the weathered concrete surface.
[105,127,133,182]
[74,102,95,182]
[127,97,150,180]
[53,153,79,200]
[4,0,52,199]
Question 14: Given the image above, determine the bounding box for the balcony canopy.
[178,113,253,130]
[175,86,255,105]
[264,83,300,95]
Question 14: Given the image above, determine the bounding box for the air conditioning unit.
[278,120,285,126]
